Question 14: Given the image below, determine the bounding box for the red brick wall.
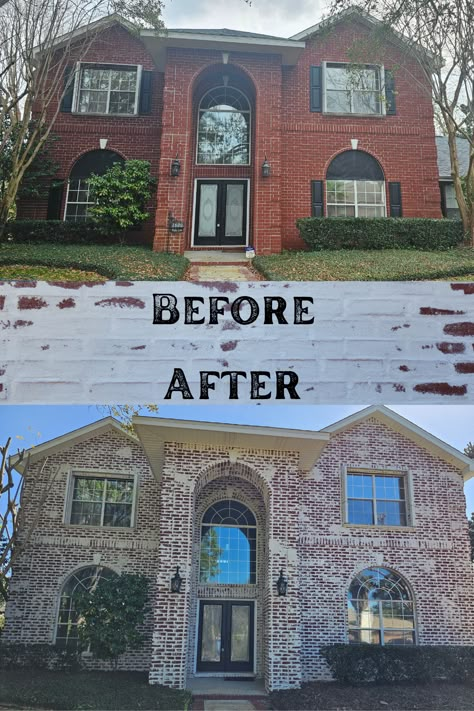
[280,18,441,249]
[17,25,163,245]
[18,18,441,254]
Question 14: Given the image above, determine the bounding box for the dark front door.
[197,601,254,673]
[194,180,248,247]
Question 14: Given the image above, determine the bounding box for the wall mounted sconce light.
[276,569,288,596]
[262,155,271,178]
[171,566,183,593]
[170,154,181,177]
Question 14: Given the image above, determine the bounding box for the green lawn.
[0,243,189,281]
[0,670,191,710]
[270,680,474,710]
[253,248,474,281]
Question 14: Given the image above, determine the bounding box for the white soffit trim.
[12,417,138,472]
[321,405,474,480]
[132,417,329,481]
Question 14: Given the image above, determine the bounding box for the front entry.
[197,601,254,673]
[194,180,248,247]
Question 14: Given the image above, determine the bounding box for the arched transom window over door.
[64,150,123,222]
[197,87,251,165]
[326,150,386,217]
[55,566,116,649]
[348,567,416,646]
[200,500,257,584]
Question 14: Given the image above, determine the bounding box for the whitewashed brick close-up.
[1,280,474,403]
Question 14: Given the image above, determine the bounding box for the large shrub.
[88,160,156,234]
[321,643,474,684]
[296,217,465,251]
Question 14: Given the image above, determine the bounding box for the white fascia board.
[321,405,474,480]
[141,29,305,50]
[11,417,138,472]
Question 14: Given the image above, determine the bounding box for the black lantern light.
[276,569,288,596]
[262,155,271,178]
[170,154,181,177]
[171,566,183,593]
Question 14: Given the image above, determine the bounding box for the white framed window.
[197,86,251,165]
[55,566,116,649]
[323,62,384,116]
[326,179,386,217]
[348,568,416,646]
[67,472,136,528]
[64,149,124,222]
[64,177,94,222]
[345,469,409,526]
[73,63,142,115]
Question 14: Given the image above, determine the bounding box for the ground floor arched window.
[55,566,116,648]
[326,150,386,217]
[348,567,415,645]
[64,150,123,222]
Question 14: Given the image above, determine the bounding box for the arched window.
[55,566,116,648]
[64,150,123,222]
[197,87,251,165]
[200,500,257,584]
[348,567,415,646]
[326,150,386,217]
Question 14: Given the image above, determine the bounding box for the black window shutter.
[310,66,322,113]
[389,181,402,217]
[60,65,75,113]
[46,180,65,220]
[311,180,324,217]
[385,69,396,115]
[139,71,153,114]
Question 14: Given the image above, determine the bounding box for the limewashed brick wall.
[17,16,441,254]
[3,428,160,671]
[4,417,474,689]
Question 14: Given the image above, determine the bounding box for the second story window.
[197,86,251,165]
[69,474,134,527]
[324,63,383,115]
[76,65,141,115]
[346,470,408,526]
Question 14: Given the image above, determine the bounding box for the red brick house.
[4,406,474,691]
[20,8,442,255]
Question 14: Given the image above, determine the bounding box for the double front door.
[197,600,254,673]
[194,180,248,247]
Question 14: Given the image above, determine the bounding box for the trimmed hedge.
[296,217,465,251]
[3,220,125,244]
[0,642,82,671]
[321,643,474,684]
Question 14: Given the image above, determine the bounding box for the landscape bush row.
[297,217,465,251]
[321,643,474,684]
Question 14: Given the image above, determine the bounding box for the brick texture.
[17,18,441,253]
[4,417,474,691]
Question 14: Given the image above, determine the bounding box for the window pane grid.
[65,179,94,222]
[327,180,386,218]
[70,476,133,527]
[348,568,415,647]
[326,64,382,115]
[78,67,137,115]
[197,86,250,165]
[347,472,408,526]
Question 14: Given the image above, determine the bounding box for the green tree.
[87,160,156,235]
[468,513,474,562]
[464,442,474,459]
[74,573,149,667]
[98,405,159,435]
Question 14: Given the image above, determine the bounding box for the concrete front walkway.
[185,263,261,281]
[184,250,249,263]
[187,678,266,696]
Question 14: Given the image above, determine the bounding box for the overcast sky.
[162,0,328,37]
[1,404,474,514]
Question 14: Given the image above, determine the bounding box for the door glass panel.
[198,184,218,238]
[201,605,222,662]
[230,605,250,662]
[225,184,244,237]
